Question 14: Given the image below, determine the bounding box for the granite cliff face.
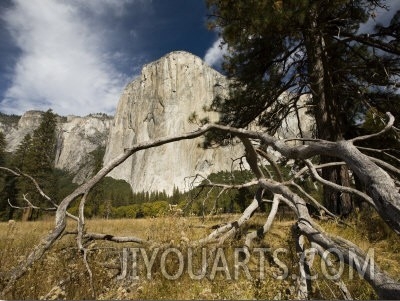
[103,51,245,194]
[1,111,44,152]
[0,111,111,183]
[54,114,112,183]
[1,51,314,193]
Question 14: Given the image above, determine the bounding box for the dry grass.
[0,213,399,300]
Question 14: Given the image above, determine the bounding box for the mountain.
[103,51,245,195]
[0,51,313,194]
[0,111,112,184]
[54,113,112,183]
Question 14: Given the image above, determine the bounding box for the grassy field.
[0,212,399,300]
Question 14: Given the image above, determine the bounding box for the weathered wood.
[1,115,399,299]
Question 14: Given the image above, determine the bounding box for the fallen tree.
[0,113,399,299]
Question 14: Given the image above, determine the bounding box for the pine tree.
[0,132,5,166]
[25,110,57,175]
[12,134,34,213]
[10,110,58,220]
[206,0,399,216]
[0,132,9,219]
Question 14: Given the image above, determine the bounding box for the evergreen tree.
[0,132,5,166]
[25,109,57,176]
[206,0,399,215]
[11,133,34,216]
[10,110,57,220]
[0,132,9,219]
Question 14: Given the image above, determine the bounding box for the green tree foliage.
[90,146,106,177]
[185,169,267,215]
[141,201,169,217]
[0,132,5,166]
[52,169,79,203]
[12,134,32,170]
[22,110,58,196]
[207,0,399,132]
[0,132,9,219]
[86,177,134,216]
[7,134,33,219]
[355,107,400,169]
[7,110,57,220]
[0,112,20,127]
[206,0,400,215]
[25,110,57,175]
[111,204,139,219]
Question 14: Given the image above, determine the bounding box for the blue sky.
[0,0,227,116]
[0,0,398,117]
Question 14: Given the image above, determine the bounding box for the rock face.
[0,111,111,184]
[2,111,43,152]
[1,51,314,193]
[273,93,314,140]
[55,114,112,183]
[103,51,245,195]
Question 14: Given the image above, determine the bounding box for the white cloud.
[358,0,400,33]
[72,0,133,17]
[1,0,135,116]
[204,37,228,68]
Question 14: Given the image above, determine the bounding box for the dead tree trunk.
[303,7,353,216]
[0,118,399,298]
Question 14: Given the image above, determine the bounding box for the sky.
[0,0,227,116]
[0,0,398,117]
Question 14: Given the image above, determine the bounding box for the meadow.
[0,211,399,300]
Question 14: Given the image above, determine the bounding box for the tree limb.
[350,112,395,143]
[1,116,399,298]
[244,193,280,249]
[304,159,376,208]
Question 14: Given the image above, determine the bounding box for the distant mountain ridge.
[0,51,313,193]
[0,111,112,184]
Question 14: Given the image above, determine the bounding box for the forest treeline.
[0,110,264,220]
[0,103,397,221]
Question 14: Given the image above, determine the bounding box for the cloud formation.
[204,37,227,69]
[358,0,400,33]
[1,0,136,116]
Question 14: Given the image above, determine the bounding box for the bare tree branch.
[8,196,56,212]
[1,167,79,221]
[350,112,395,143]
[304,159,376,208]
[194,188,264,246]
[294,233,310,299]
[244,193,280,249]
[357,146,400,165]
[292,161,347,180]
[256,148,284,182]
[257,176,400,299]
[1,114,399,298]
[288,182,337,220]
[83,233,146,244]
[239,136,264,179]
[310,242,353,300]
[366,156,400,177]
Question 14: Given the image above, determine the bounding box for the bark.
[303,7,353,216]
[21,207,33,221]
[311,242,352,300]
[0,125,216,296]
[1,121,399,298]
[257,178,400,299]
[244,194,280,249]
[322,165,353,216]
[298,221,400,299]
[334,141,400,234]
[194,187,264,246]
[294,233,311,300]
